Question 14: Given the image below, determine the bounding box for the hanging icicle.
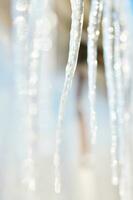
[13,0,38,197]
[113,11,124,186]
[112,1,125,187]
[120,2,133,199]
[87,0,103,149]
[22,1,47,197]
[102,0,119,186]
[54,0,84,194]
[14,0,46,198]
[22,21,41,193]
[102,0,125,187]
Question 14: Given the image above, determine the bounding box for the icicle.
[121,2,133,199]
[54,0,84,194]
[22,20,41,194]
[102,0,119,186]
[14,0,36,196]
[13,0,37,198]
[23,1,47,199]
[87,0,103,149]
[112,1,125,187]
[113,2,124,144]
[17,0,45,197]
[116,1,131,199]
[113,13,124,186]
[103,0,125,187]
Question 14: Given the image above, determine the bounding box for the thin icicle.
[87,0,103,148]
[103,0,125,187]
[113,14,124,183]
[119,1,133,199]
[22,21,41,194]
[54,0,84,194]
[102,0,119,186]
[112,2,125,187]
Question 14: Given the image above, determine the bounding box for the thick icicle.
[87,0,103,148]
[14,0,37,195]
[24,7,47,200]
[17,0,44,198]
[54,0,84,194]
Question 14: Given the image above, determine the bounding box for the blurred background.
[0,0,133,200]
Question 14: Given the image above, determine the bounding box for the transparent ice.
[54,0,84,194]
[87,0,103,147]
